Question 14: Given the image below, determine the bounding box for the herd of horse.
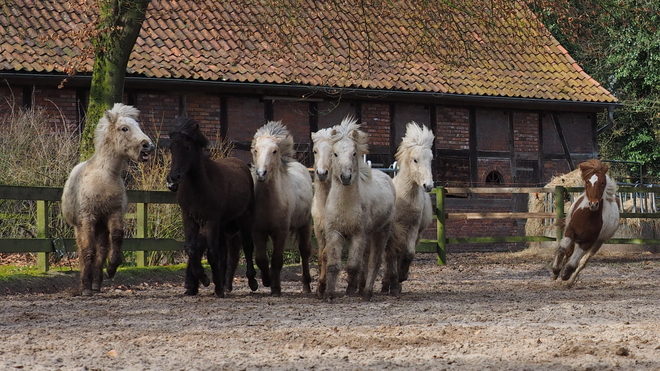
[61,103,620,298]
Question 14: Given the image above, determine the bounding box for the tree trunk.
[80,0,151,159]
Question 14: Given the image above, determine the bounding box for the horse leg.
[381,238,398,294]
[297,225,313,294]
[75,223,95,296]
[239,222,258,291]
[561,243,591,281]
[105,212,124,279]
[345,233,366,297]
[315,226,327,297]
[183,219,210,288]
[269,233,287,296]
[253,231,271,288]
[323,230,344,300]
[551,236,574,280]
[362,231,387,301]
[205,227,226,298]
[224,232,241,293]
[92,224,110,293]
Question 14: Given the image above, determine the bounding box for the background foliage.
[530,0,660,183]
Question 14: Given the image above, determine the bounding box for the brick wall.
[226,96,265,163]
[185,94,220,141]
[513,111,539,153]
[360,102,390,147]
[317,101,356,129]
[32,87,78,132]
[272,100,310,143]
[436,106,469,150]
[136,92,179,138]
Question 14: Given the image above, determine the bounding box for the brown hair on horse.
[167,117,257,297]
[551,159,620,285]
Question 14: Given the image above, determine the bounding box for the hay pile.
[525,169,660,253]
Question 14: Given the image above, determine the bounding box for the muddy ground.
[1,249,659,371]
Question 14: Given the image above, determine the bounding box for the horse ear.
[350,130,359,140]
[331,129,338,136]
[602,164,609,173]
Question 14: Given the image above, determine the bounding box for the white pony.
[61,103,155,296]
[382,122,434,295]
[319,116,396,300]
[310,127,334,295]
[251,121,314,295]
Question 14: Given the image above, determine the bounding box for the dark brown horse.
[551,159,620,286]
[166,117,257,297]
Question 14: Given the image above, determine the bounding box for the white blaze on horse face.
[589,174,598,186]
[252,137,279,182]
[117,117,154,162]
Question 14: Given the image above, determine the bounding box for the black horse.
[166,117,258,297]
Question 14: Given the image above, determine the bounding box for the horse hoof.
[270,287,282,297]
[248,278,259,292]
[82,289,94,297]
[106,266,117,279]
[199,275,211,287]
[302,284,312,294]
[184,288,198,296]
[214,288,225,298]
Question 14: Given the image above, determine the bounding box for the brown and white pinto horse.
[551,159,620,285]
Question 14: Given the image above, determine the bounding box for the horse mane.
[311,127,333,143]
[94,103,140,149]
[253,120,295,160]
[170,117,209,148]
[332,115,369,155]
[395,121,434,161]
[578,159,609,181]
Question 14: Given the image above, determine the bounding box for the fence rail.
[1,184,659,271]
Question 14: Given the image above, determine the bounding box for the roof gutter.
[1,72,622,112]
[597,105,617,134]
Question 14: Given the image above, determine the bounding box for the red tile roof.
[1,0,616,103]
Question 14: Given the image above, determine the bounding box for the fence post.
[435,187,447,265]
[554,186,565,243]
[36,200,50,273]
[136,202,148,267]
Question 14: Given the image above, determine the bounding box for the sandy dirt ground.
[1,249,659,371]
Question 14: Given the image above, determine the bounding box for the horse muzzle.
[139,142,155,162]
[588,201,600,211]
[255,169,268,182]
[340,173,353,186]
[316,169,329,182]
[166,175,180,192]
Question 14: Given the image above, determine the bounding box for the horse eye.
[313,150,317,154]
[121,127,129,132]
[352,152,356,157]
[413,159,418,163]
[333,153,338,157]
[273,149,277,154]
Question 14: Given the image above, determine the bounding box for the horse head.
[311,127,334,182]
[96,103,155,163]
[579,159,609,211]
[331,116,368,186]
[166,117,209,192]
[251,121,294,182]
[397,122,434,192]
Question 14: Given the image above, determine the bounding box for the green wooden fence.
[1,185,658,272]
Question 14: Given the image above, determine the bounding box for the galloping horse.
[310,127,334,296]
[61,103,155,296]
[251,121,314,296]
[166,117,258,297]
[551,159,620,285]
[320,116,396,300]
[382,122,434,295]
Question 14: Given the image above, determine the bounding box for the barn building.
[0,0,618,250]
